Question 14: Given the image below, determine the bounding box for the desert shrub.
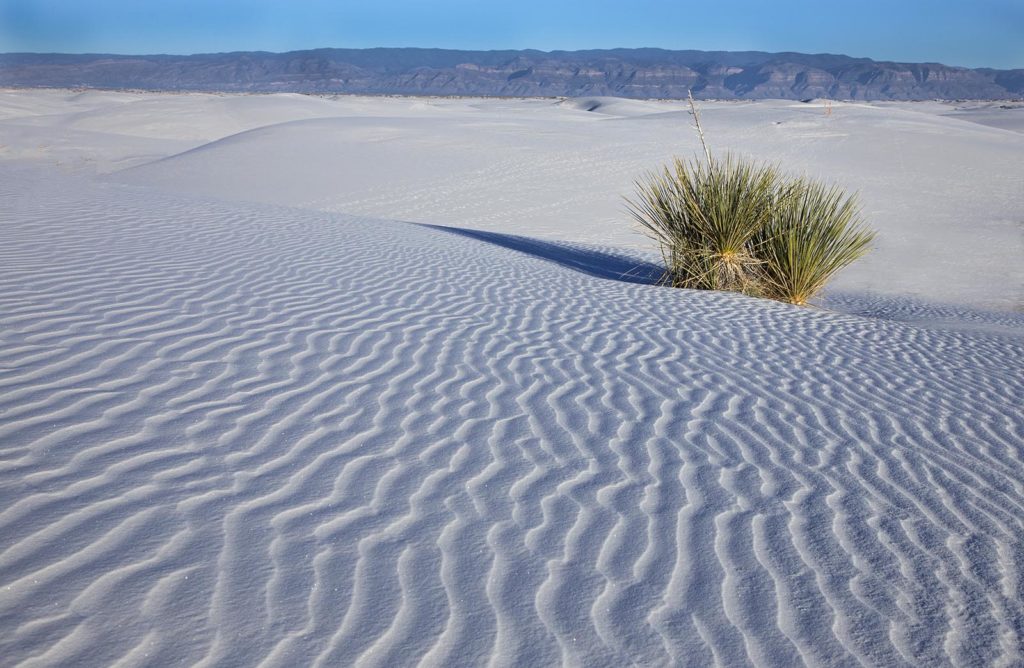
[627,95,874,305]
[755,179,875,305]
[628,154,783,294]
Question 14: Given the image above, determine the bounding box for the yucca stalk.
[755,181,875,305]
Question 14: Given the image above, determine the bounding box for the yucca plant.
[627,154,781,293]
[626,90,875,306]
[755,180,875,305]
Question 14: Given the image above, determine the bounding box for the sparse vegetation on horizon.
[627,93,875,306]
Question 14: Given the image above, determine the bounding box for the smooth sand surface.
[1,90,1023,666]
[3,90,1020,310]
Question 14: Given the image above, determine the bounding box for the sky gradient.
[1,0,1021,69]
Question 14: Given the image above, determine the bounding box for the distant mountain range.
[2,48,1022,100]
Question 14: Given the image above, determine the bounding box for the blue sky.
[1,0,1021,69]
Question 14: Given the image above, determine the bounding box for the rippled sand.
[1,91,1023,666]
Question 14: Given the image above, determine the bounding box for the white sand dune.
[1,91,1024,666]
[557,96,672,116]
[3,91,1021,310]
[112,95,1022,311]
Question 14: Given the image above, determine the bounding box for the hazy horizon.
[1,44,1021,72]
[1,0,1022,70]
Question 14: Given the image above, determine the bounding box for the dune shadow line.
[420,224,663,286]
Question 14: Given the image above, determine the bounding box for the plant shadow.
[420,224,663,286]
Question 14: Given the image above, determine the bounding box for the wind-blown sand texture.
[1,91,1023,666]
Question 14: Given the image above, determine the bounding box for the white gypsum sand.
[2,90,1022,310]
[0,90,1022,666]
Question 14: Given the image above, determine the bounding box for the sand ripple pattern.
[2,168,1023,667]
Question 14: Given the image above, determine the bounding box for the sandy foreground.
[1,90,1023,666]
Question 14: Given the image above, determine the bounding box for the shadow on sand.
[421,224,663,286]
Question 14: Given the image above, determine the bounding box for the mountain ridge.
[2,47,1022,100]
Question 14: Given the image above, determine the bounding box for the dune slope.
[1,166,1023,666]
[3,90,1022,310]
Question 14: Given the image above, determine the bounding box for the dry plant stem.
[688,89,713,165]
